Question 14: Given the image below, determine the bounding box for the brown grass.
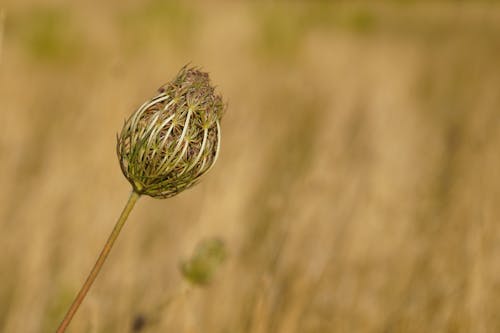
[1,1,500,332]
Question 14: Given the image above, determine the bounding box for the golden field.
[1,1,500,332]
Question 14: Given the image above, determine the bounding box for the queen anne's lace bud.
[117,66,225,198]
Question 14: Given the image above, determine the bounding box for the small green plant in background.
[181,237,227,286]
[14,6,82,64]
[56,65,226,332]
[129,237,227,332]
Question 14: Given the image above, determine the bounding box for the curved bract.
[117,66,225,198]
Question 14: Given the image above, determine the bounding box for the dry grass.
[1,1,500,332]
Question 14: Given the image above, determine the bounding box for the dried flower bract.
[117,66,225,198]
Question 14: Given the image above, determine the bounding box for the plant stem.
[56,190,141,333]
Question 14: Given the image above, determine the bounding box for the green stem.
[56,190,141,333]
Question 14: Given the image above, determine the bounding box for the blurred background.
[1,0,500,332]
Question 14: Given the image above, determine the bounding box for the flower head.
[117,66,225,198]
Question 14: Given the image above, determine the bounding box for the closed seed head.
[117,66,225,198]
